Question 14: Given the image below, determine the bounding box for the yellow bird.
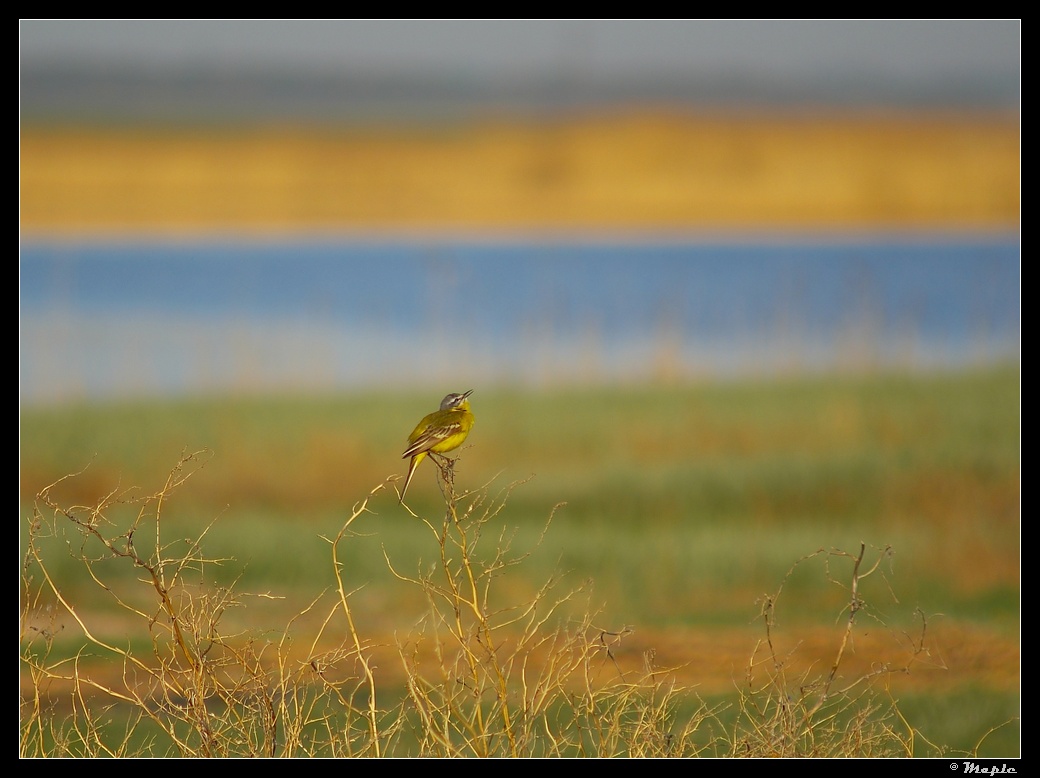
[399,390,475,502]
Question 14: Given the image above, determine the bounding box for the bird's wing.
[401,420,462,459]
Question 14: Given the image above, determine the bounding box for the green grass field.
[20,366,1020,756]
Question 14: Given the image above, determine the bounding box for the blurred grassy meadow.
[20,110,1020,755]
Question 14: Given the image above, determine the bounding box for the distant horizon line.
[20,61,1020,123]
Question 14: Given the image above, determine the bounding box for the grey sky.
[19,19,1020,83]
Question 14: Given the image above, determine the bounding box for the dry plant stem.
[328,480,390,757]
[744,542,920,757]
[390,457,543,756]
[39,452,211,674]
[25,449,225,755]
[803,542,891,724]
[435,455,518,756]
[22,449,324,757]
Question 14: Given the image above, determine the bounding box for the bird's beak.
[462,389,473,399]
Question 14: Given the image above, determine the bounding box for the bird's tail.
[399,451,426,503]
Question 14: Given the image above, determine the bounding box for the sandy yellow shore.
[20,110,1019,235]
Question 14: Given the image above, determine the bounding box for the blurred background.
[19,21,1021,755]
[19,20,1020,404]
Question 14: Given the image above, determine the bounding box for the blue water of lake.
[19,236,1020,405]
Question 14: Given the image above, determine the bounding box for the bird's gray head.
[440,389,473,410]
